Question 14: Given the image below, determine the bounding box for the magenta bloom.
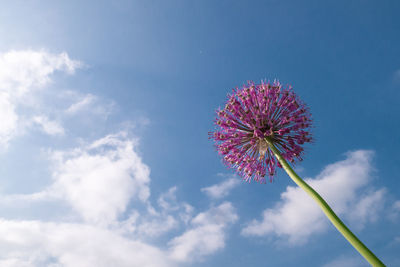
[209,81,312,183]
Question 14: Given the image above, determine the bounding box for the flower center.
[258,139,269,158]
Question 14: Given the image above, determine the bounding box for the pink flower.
[209,81,312,183]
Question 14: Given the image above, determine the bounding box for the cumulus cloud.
[46,132,151,225]
[0,49,239,266]
[0,129,238,265]
[0,219,174,267]
[0,201,236,267]
[0,50,81,147]
[241,150,385,245]
[201,176,240,199]
[168,202,238,262]
[130,187,194,238]
[0,50,81,96]
[0,132,150,222]
[0,131,238,265]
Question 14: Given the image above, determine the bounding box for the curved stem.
[264,138,385,267]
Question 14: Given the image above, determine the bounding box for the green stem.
[264,138,385,267]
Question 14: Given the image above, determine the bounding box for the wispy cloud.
[65,93,96,114]
[168,202,238,262]
[0,50,81,148]
[130,186,194,238]
[32,115,65,136]
[388,200,400,221]
[201,176,240,199]
[0,219,174,267]
[241,150,386,245]
[0,92,18,147]
[393,200,400,212]
[64,92,114,118]
[0,50,81,96]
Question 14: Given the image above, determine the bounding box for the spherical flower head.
[209,80,313,183]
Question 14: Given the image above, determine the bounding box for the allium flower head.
[209,81,312,183]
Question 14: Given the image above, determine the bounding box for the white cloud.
[65,94,96,114]
[64,92,114,118]
[47,132,150,226]
[121,187,194,238]
[0,132,151,224]
[0,92,18,148]
[0,219,174,267]
[241,150,385,245]
[0,49,241,266]
[156,186,194,225]
[0,202,236,267]
[158,187,180,211]
[201,176,240,199]
[0,50,81,147]
[347,188,385,227]
[0,130,236,266]
[136,215,179,238]
[168,202,238,262]
[0,50,81,96]
[157,187,193,219]
[32,116,65,136]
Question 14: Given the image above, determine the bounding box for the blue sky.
[0,1,399,266]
